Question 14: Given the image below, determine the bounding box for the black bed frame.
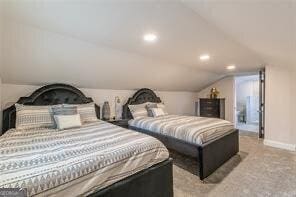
[2,84,173,197]
[123,88,239,180]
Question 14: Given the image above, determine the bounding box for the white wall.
[0,9,2,126]
[197,76,235,122]
[264,66,296,150]
[1,84,197,118]
[292,76,296,147]
[0,74,1,132]
[0,1,2,67]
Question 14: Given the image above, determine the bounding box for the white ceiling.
[183,0,296,68]
[1,0,288,91]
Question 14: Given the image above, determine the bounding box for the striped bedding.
[128,115,235,145]
[0,121,169,196]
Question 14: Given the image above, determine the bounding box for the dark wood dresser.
[198,98,225,119]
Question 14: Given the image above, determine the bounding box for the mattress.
[0,121,169,196]
[128,115,235,145]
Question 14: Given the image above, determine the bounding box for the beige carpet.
[172,131,296,197]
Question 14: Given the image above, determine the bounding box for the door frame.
[259,69,265,138]
[234,73,262,136]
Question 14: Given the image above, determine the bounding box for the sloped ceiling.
[0,0,266,91]
[183,0,296,68]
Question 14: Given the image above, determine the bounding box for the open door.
[259,69,265,138]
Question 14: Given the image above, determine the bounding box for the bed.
[1,84,173,197]
[123,88,239,180]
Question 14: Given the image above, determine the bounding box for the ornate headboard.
[122,88,161,120]
[2,83,100,133]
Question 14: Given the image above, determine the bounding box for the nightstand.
[107,119,129,129]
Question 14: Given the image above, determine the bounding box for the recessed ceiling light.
[227,65,236,70]
[143,33,157,42]
[200,54,210,61]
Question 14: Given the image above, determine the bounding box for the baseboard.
[264,139,296,151]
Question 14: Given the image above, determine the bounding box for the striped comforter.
[0,121,169,196]
[129,115,234,145]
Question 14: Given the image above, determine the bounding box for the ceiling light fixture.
[143,33,158,42]
[200,54,210,61]
[227,65,236,70]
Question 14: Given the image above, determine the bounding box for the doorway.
[235,75,260,133]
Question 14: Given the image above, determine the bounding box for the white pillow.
[54,114,82,130]
[63,103,98,123]
[151,108,166,117]
[128,102,151,118]
[156,103,169,115]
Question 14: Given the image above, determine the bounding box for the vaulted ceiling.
[184,0,296,68]
[1,0,294,91]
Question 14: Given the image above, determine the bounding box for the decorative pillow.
[150,108,166,117]
[52,106,77,115]
[54,114,82,130]
[52,106,78,128]
[156,103,169,115]
[146,103,158,117]
[15,104,56,130]
[63,103,98,123]
[128,102,150,119]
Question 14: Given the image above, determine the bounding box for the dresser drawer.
[200,99,219,106]
[200,112,219,118]
[200,105,218,111]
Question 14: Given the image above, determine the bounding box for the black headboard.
[122,88,161,120]
[2,83,100,133]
